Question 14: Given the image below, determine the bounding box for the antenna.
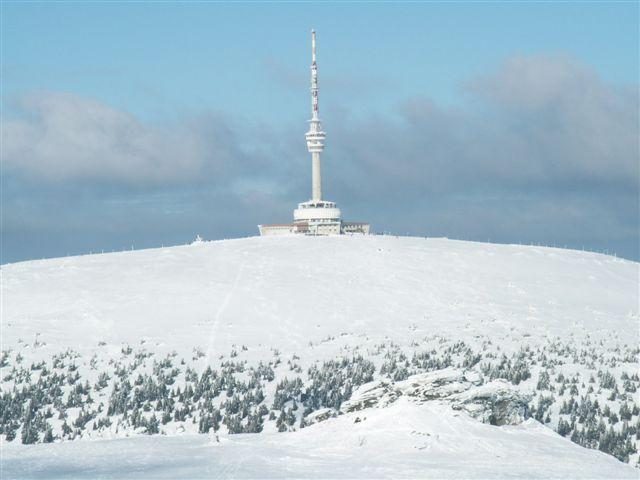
[306,28,325,201]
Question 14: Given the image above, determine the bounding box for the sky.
[2,2,639,262]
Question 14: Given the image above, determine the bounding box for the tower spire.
[306,29,325,201]
[310,29,319,121]
[312,28,316,64]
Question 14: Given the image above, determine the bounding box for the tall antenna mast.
[305,29,326,201]
[311,29,318,119]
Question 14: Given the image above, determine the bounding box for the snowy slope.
[3,399,636,479]
[2,235,639,478]
[4,235,637,356]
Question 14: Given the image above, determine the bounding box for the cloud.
[3,91,252,187]
[331,54,638,198]
[2,55,639,262]
[466,55,638,185]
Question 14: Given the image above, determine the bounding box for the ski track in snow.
[206,253,247,363]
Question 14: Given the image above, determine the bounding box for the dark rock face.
[488,398,529,426]
[449,381,530,426]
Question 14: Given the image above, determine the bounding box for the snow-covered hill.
[2,236,639,478]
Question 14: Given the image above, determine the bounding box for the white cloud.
[3,92,243,187]
[332,55,638,196]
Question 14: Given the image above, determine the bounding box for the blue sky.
[2,2,639,262]
[4,3,637,120]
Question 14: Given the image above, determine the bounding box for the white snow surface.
[3,398,637,479]
[2,235,639,478]
[4,235,637,356]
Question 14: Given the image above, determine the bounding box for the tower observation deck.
[259,30,370,237]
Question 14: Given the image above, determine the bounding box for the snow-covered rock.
[303,407,337,426]
[340,369,530,427]
[340,380,400,413]
[449,380,530,425]
[396,368,480,399]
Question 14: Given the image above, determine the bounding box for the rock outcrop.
[335,368,530,426]
[302,408,338,426]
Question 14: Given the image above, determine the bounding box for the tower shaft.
[312,152,322,201]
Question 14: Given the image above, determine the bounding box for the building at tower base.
[258,30,370,237]
[258,221,370,236]
[260,199,370,236]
